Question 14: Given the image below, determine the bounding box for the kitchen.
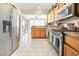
[0,3,79,56]
[47,3,79,56]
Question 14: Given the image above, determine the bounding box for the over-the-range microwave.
[57,3,79,20]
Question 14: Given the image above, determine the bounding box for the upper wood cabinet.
[52,8,55,21]
[47,3,65,23]
[76,4,79,15]
[57,3,65,10]
[54,5,59,20]
[51,9,55,21]
[48,11,52,23]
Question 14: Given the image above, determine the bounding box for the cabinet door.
[53,9,55,20]
[65,35,79,52]
[46,29,48,38]
[32,28,46,38]
[58,3,64,9]
[40,29,46,38]
[31,29,35,38]
[51,10,54,21]
[54,6,58,20]
[35,28,40,38]
[64,44,79,56]
[43,29,46,37]
[32,28,40,38]
[76,4,79,15]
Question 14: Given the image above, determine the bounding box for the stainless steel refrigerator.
[11,7,20,53]
[0,4,20,56]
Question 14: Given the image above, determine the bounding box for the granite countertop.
[32,26,46,28]
[64,32,79,39]
[50,29,79,39]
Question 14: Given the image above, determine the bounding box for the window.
[23,19,28,34]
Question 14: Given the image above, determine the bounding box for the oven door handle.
[55,38,60,48]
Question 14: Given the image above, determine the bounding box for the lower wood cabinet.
[64,35,79,56]
[64,44,79,56]
[31,28,46,38]
[40,29,46,38]
[31,29,35,38]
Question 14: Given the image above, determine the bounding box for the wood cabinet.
[51,10,54,21]
[52,9,55,20]
[47,3,65,23]
[64,44,79,56]
[48,3,64,21]
[76,4,79,15]
[31,27,46,38]
[65,35,79,52]
[75,3,79,16]
[57,3,64,9]
[54,5,58,20]
[48,12,52,23]
[31,28,35,38]
[64,34,79,56]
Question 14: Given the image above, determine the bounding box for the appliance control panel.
[3,20,10,32]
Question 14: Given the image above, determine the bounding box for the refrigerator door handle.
[10,16,12,38]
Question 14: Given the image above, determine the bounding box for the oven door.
[51,34,60,55]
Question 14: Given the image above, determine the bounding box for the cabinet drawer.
[65,35,79,52]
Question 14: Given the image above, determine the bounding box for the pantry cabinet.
[64,34,79,56]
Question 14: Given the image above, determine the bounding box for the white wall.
[23,14,47,27]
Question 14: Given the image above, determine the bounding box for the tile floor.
[11,39,57,56]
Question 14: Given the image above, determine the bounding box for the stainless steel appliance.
[58,3,79,20]
[11,7,20,52]
[0,4,20,56]
[47,27,52,44]
[51,30,64,56]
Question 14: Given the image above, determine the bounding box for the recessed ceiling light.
[38,6,41,9]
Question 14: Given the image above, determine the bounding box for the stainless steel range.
[50,30,64,56]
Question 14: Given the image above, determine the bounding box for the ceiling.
[13,3,55,14]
